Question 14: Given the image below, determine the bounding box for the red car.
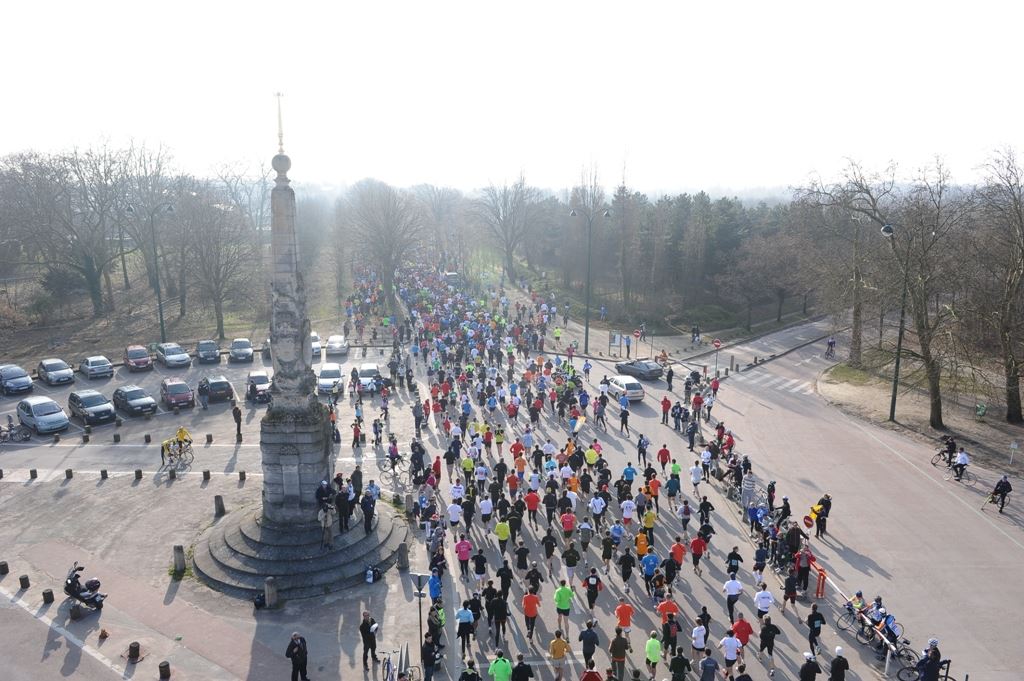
[160,378,195,409]
[123,345,153,372]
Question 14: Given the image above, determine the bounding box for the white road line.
[776,378,802,391]
[743,372,771,384]
[760,376,787,389]
[0,583,126,677]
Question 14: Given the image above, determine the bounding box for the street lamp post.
[569,208,610,355]
[882,223,911,422]
[127,202,174,344]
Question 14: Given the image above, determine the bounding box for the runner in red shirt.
[689,535,707,576]
[670,536,687,566]
[656,594,680,624]
[657,445,671,473]
[614,596,635,633]
[522,588,541,641]
[731,611,754,649]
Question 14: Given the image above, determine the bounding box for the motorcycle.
[64,561,106,610]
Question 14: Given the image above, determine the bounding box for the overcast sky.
[5,1,1021,195]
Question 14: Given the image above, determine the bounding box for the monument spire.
[275,92,285,154]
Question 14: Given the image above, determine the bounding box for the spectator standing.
[285,632,310,681]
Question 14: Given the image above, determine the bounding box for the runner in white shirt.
[753,584,776,620]
[450,482,465,502]
[566,489,579,512]
[689,464,703,495]
[691,624,707,656]
[589,495,606,517]
[718,633,743,668]
[560,465,574,483]
[620,498,637,524]
[450,424,463,440]
[447,502,463,527]
[529,471,542,491]
[723,575,744,623]
[543,441,557,457]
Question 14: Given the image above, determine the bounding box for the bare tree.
[415,184,463,257]
[475,175,538,279]
[345,179,424,308]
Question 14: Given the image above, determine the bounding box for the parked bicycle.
[897,658,955,681]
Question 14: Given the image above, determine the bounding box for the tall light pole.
[569,208,610,354]
[881,223,911,422]
[127,202,174,343]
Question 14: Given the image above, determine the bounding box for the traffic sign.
[713,338,722,349]
[633,329,641,338]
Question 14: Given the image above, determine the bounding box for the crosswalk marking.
[789,381,813,394]
[760,376,788,388]
[729,371,815,396]
[776,378,802,391]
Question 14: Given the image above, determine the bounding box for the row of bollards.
[2,556,174,676]
[82,433,215,444]
[19,468,243,483]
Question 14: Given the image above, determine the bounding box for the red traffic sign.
[633,329,641,338]
[803,515,814,529]
[713,338,722,349]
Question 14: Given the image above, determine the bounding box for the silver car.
[0,364,35,394]
[607,375,646,401]
[325,334,349,356]
[317,363,343,394]
[156,343,191,368]
[311,332,322,360]
[37,358,75,386]
[17,395,69,434]
[229,338,254,362]
[78,356,114,379]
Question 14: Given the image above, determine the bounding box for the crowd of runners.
[320,263,949,681]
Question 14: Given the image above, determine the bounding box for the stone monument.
[191,102,408,599]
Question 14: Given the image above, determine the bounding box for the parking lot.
[0,344,406,475]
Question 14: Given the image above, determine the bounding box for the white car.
[229,338,254,362]
[78,356,114,379]
[357,363,381,393]
[325,334,349,356]
[155,343,191,368]
[317,363,343,394]
[17,395,70,434]
[607,375,645,401]
[310,332,322,360]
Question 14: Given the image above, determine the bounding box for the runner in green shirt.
[645,631,663,678]
[488,651,513,681]
[553,579,574,632]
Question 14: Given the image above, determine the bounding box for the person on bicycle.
[175,425,193,450]
[941,436,957,466]
[825,336,836,358]
[990,475,1012,512]
[952,448,970,481]
[915,646,945,681]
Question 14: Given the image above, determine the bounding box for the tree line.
[2,144,1023,426]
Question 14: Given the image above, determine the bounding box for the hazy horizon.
[6,1,1022,194]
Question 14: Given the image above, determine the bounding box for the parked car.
[78,356,114,380]
[199,375,234,402]
[160,378,195,408]
[229,338,254,363]
[155,342,191,368]
[67,389,116,425]
[17,395,69,434]
[311,332,322,360]
[614,359,664,380]
[317,363,343,394]
[195,340,221,363]
[325,334,349,356]
[123,345,154,372]
[112,385,158,416]
[36,358,75,386]
[246,370,272,402]
[0,364,35,395]
[607,375,646,401]
[357,363,383,394]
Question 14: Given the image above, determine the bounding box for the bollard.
[53,433,60,443]
[203,470,211,481]
[70,604,83,620]
[30,469,38,479]
[173,407,180,416]
[238,470,246,481]
[730,355,735,371]
[172,545,186,575]
[724,368,729,377]
[0,468,3,479]
[82,434,89,443]
[134,469,142,480]
[206,433,213,444]
[19,574,30,589]
[396,541,410,570]
[145,412,152,420]
[128,641,141,661]
[100,469,108,480]
[264,576,278,608]
[65,469,73,480]
[84,425,92,435]
[115,417,123,427]
[113,433,121,443]
[158,660,171,679]
[144,433,152,443]
[404,493,415,517]
[0,561,8,575]
[168,468,176,480]
[214,495,225,517]
[42,588,54,604]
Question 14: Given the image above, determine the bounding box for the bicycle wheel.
[380,657,394,681]
[896,666,921,681]
[943,469,954,482]
[856,626,876,645]
[835,610,856,632]
[898,647,918,666]
[380,469,395,487]
[930,453,945,467]
[184,445,195,465]
[964,471,978,488]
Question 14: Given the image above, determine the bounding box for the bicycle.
[930,450,952,468]
[835,602,860,632]
[943,466,977,488]
[166,441,195,468]
[0,423,32,443]
[381,649,420,681]
[897,658,955,681]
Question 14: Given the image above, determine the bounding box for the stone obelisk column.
[260,144,331,525]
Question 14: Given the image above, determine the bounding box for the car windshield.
[80,394,108,407]
[33,402,62,416]
[163,345,184,355]
[625,382,642,390]
[320,369,341,379]
[166,383,190,394]
[251,375,269,386]
[92,358,111,366]
[43,360,69,371]
[328,336,343,344]
[359,368,378,378]
[124,389,147,400]
[311,333,320,342]
[2,367,28,379]
[198,342,217,351]
[126,348,148,359]
[209,380,230,390]
[231,340,252,349]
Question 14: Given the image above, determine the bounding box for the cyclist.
[989,475,1012,512]
[825,336,836,359]
[952,448,970,481]
[160,438,175,466]
[175,425,193,451]
[940,436,957,466]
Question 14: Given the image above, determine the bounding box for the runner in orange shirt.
[670,536,687,567]
[522,588,541,641]
[648,477,663,512]
[615,596,635,635]
[656,593,680,624]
